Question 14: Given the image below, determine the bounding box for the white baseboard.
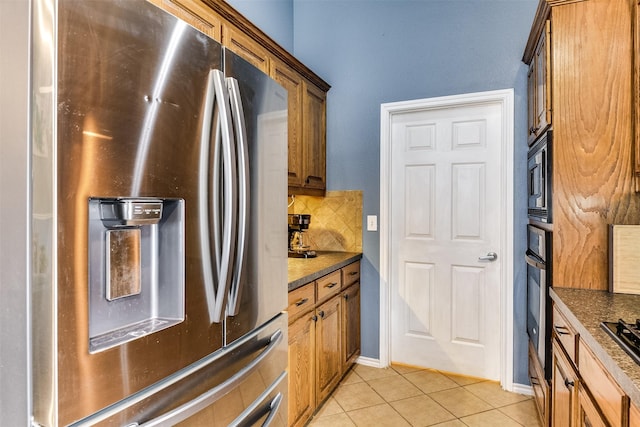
[355,356,384,368]
[511,382,534,396]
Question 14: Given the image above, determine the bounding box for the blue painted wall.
[225,0,294,52]
[228,0,538,385]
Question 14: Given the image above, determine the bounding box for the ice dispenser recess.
[88,197,185,353]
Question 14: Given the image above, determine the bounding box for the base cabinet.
[287,260,360,426]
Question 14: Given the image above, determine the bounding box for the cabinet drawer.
[578,338,628,427]
[342,261,360,289]
[288,283,315,321]
[316,270,341,302]
[552,305,578,364]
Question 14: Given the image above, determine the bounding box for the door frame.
[379,89,515,390]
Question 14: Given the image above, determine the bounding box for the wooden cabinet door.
[288,312,316,427]
[552,340,578,427]
[528,340,548,426]
[222,24,270,73]
[271,60,304,189]
[302,81,327,193]
[527,20,551,145]
[147,0,222,40]
[577,384,608,427]
[315,295,341,405]
[341,282,360,373]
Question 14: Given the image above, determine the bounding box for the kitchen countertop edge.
[288,251,363,291]
[550,287,640,407]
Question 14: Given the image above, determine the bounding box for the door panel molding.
[379,89,514,390]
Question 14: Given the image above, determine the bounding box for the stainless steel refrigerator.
[0,0,288,425]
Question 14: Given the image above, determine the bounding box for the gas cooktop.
[601,319,640,365]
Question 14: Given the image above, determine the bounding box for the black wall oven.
[526,224,551,378]
[527,131,552,223]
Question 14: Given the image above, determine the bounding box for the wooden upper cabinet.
[149,0,330,197]
[271,60,304,188]
[301,81,327,194]
[526,19,551,145]
[147,0,222,40]
[222,24,270,73]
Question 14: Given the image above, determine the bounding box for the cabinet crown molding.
[202,0,330,91]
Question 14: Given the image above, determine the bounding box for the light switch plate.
[367,215,378,231]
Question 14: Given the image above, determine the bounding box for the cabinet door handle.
[344,294,349,300]
[318,310,325,319]
[564,378,575,389]
[311,315,318,322]
[325,282,338,289]
[305,175,322,184]
[295,298,309,307]
[348,271,358,276]
[554,325,570,336]
[530,376,539,386]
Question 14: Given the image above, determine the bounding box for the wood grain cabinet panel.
[528,340,549,426]
[578,338,629,427]
[552,305,578,364]
[341,281,360,372]
[315,295,341,406]
[300,82,327,194]
[550,0,638,288]
[526,19,551,145]
[288,311,315,427]
[288,282,315,321]
[316,270,341,303]
[552,339,578,427]
[578,384,609,427]
[271,60,304,189]
[222,24,270,73]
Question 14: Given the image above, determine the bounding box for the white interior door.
[388,97,505,380]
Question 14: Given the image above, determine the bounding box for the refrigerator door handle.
[199,69,223,324]
[227,373,285,427]
[139,329,283,426]
[209,69,238,323]
[226,77,249,316]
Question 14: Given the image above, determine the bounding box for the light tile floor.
[308,364,543,427]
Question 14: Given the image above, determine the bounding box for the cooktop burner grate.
[601,319,640,365]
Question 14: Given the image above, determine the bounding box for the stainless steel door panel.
[48,0,227,424]
[72,314,288,427]
[223,50,288,345]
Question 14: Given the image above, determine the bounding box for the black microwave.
[527,131,552,222]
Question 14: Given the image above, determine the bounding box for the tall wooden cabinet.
[524,0,639,289]
[147,0,330,197]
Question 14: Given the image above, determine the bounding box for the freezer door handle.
[228,373,285,427]
[226,77,249,317]
[139,329,283,426]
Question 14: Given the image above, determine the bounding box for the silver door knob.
[478,252,498,261]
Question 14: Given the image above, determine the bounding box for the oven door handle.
[525,251,546,270]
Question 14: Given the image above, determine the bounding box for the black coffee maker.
[288,214,317,258]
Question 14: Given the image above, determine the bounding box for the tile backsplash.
[289,190,362,253]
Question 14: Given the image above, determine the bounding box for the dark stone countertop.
[550,287,640,407]
[288,251,362,291]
